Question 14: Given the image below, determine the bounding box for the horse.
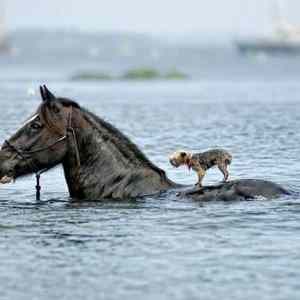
[0,85,290,201]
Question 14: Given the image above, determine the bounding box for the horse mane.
[39,97,166,178]
[82,108,167,177]
[57,97,81,109]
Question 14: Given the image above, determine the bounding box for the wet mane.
[56,97,81,109]
[82,108,166,176]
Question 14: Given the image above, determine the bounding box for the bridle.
[3,106,81,201]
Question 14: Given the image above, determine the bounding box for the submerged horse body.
[0,86,289,201]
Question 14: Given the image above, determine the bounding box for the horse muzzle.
[0,166,15,184]
[0,175,14,184]
[0,150,18,184]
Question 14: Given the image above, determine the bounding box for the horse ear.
[43,85,56,101]
[40,85,47,101]
[40,85,60,113]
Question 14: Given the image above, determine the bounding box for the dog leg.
[196,168,206,187]
[218,163,229,182]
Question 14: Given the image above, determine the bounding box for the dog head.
[169,150,189,168]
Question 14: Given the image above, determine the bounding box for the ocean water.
[0,31,300,300]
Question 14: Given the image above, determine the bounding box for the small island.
[71,68,189,81]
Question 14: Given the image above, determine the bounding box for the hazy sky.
[3,0,300,36]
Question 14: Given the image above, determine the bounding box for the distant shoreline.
[71,68,189,81]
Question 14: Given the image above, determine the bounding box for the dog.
[169,149,232,187]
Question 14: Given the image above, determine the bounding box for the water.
[0,31,300,300]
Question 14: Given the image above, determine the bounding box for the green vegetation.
[71,68,189,81]
[71,72,113,81]
[164,69,188,80]
[121,68,160,80]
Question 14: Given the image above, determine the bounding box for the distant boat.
[235,0,300,55]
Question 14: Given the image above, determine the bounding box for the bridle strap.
[4,106,81,201]
[22,136,67,155]
[4,140,27,160]
[67,106,81,168]
[5,139,48,201]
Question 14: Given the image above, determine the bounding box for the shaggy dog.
[169,149,232,187]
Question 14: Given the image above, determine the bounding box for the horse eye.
[30,122,42,130]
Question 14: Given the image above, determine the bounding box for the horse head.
[0,85,80,185]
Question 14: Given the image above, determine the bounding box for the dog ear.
[180,152,187,158]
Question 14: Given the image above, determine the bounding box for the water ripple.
[0,81,299,300]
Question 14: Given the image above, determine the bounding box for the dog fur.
[169,149,232,186]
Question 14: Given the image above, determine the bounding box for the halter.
[4,106,81,201]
